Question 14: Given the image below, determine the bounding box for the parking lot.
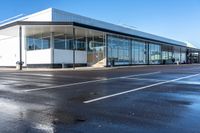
[0,65,200,133]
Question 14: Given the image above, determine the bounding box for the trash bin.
[16,61,24,70]
[111,59,115,67]
[172,58,175,64]
[163,60,166,65]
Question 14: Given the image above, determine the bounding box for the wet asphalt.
[0,65,200,133]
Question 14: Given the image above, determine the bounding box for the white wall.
[27,49,51,64]
[0,38,87,66]
[0,36,19,66]
[54,49,87,64]
[75,50,87,64]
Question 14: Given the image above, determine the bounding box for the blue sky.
[0,0,200,47]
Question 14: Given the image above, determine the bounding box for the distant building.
[0,8,199,68]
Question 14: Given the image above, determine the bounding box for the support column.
[86,33,88,66]
[186,49,189,64]
[147,43,150,65]
[180,48,182,63]
[105,34,109,67]
[129,40,132,65]
[73,27,76,69]
[160,45,163,65]
[199,51,200,63]
[19,26,22,70]
[50,32,54,67]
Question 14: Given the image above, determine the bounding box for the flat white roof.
[0,8,190,47]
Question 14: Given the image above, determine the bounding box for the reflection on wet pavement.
[0,65,200,133]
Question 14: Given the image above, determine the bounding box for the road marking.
[125,77,167,82]
[175,81,200,85]
[179,67,200,71]
[23,71,161,92]
[114,71,161,79]
[0,77,55,84]
[10,73,91,79]
[11,73,54,77]
[83,73,200,104]
[119,77,200,85]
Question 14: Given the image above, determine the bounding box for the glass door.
[87,31,105,67]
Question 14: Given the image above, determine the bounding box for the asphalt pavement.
[0,65,200,133]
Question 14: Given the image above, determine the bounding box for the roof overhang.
[0,21,195,48]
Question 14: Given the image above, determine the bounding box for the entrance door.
[87,41,105,67]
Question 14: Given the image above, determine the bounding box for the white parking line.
[127,77,200,85]
[125,77,167,82]
[10,73,93,79]
[83,73,200,104]
[23,71,161,92]
[11,73,54,77]
[176,81,200,85]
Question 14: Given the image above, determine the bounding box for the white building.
[0,8,199,69]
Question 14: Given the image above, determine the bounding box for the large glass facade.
[25,25,199,67]
[25,25,106,67]
[149,43,161,64]
[180,48,186,63]
[108,35,147,65]
[161,45,174,64]
[174,47,181,63]
[132,41,147,64]
[161,45,187,64]
[54,27,85,51]
[187,49,200,63]
[108,35,131,65]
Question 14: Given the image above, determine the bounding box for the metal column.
[19,26,22,70]
[50,32,54,68]
[105,34,109,67]
[147,43,150,65]
[73,27,76,69]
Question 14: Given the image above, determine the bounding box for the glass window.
[181,52,186,63]
[132,41,146,64]
[173,47,181,63]
[27,37,35,50]
[54,34,66,49]
[42,33,50,49]
[27,33,50,50]
[43,38,50,49]
[54,32,74,50]
[149,43,161,64]
[76,38,86,51]
[34,34,42,50]
[65,31,74,50]
[66,39,73,50]
[180,48,186,63]
[108,35,131,65]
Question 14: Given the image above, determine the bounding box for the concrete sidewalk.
[0,64,200,72]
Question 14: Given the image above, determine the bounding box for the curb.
[0,64,200,72]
